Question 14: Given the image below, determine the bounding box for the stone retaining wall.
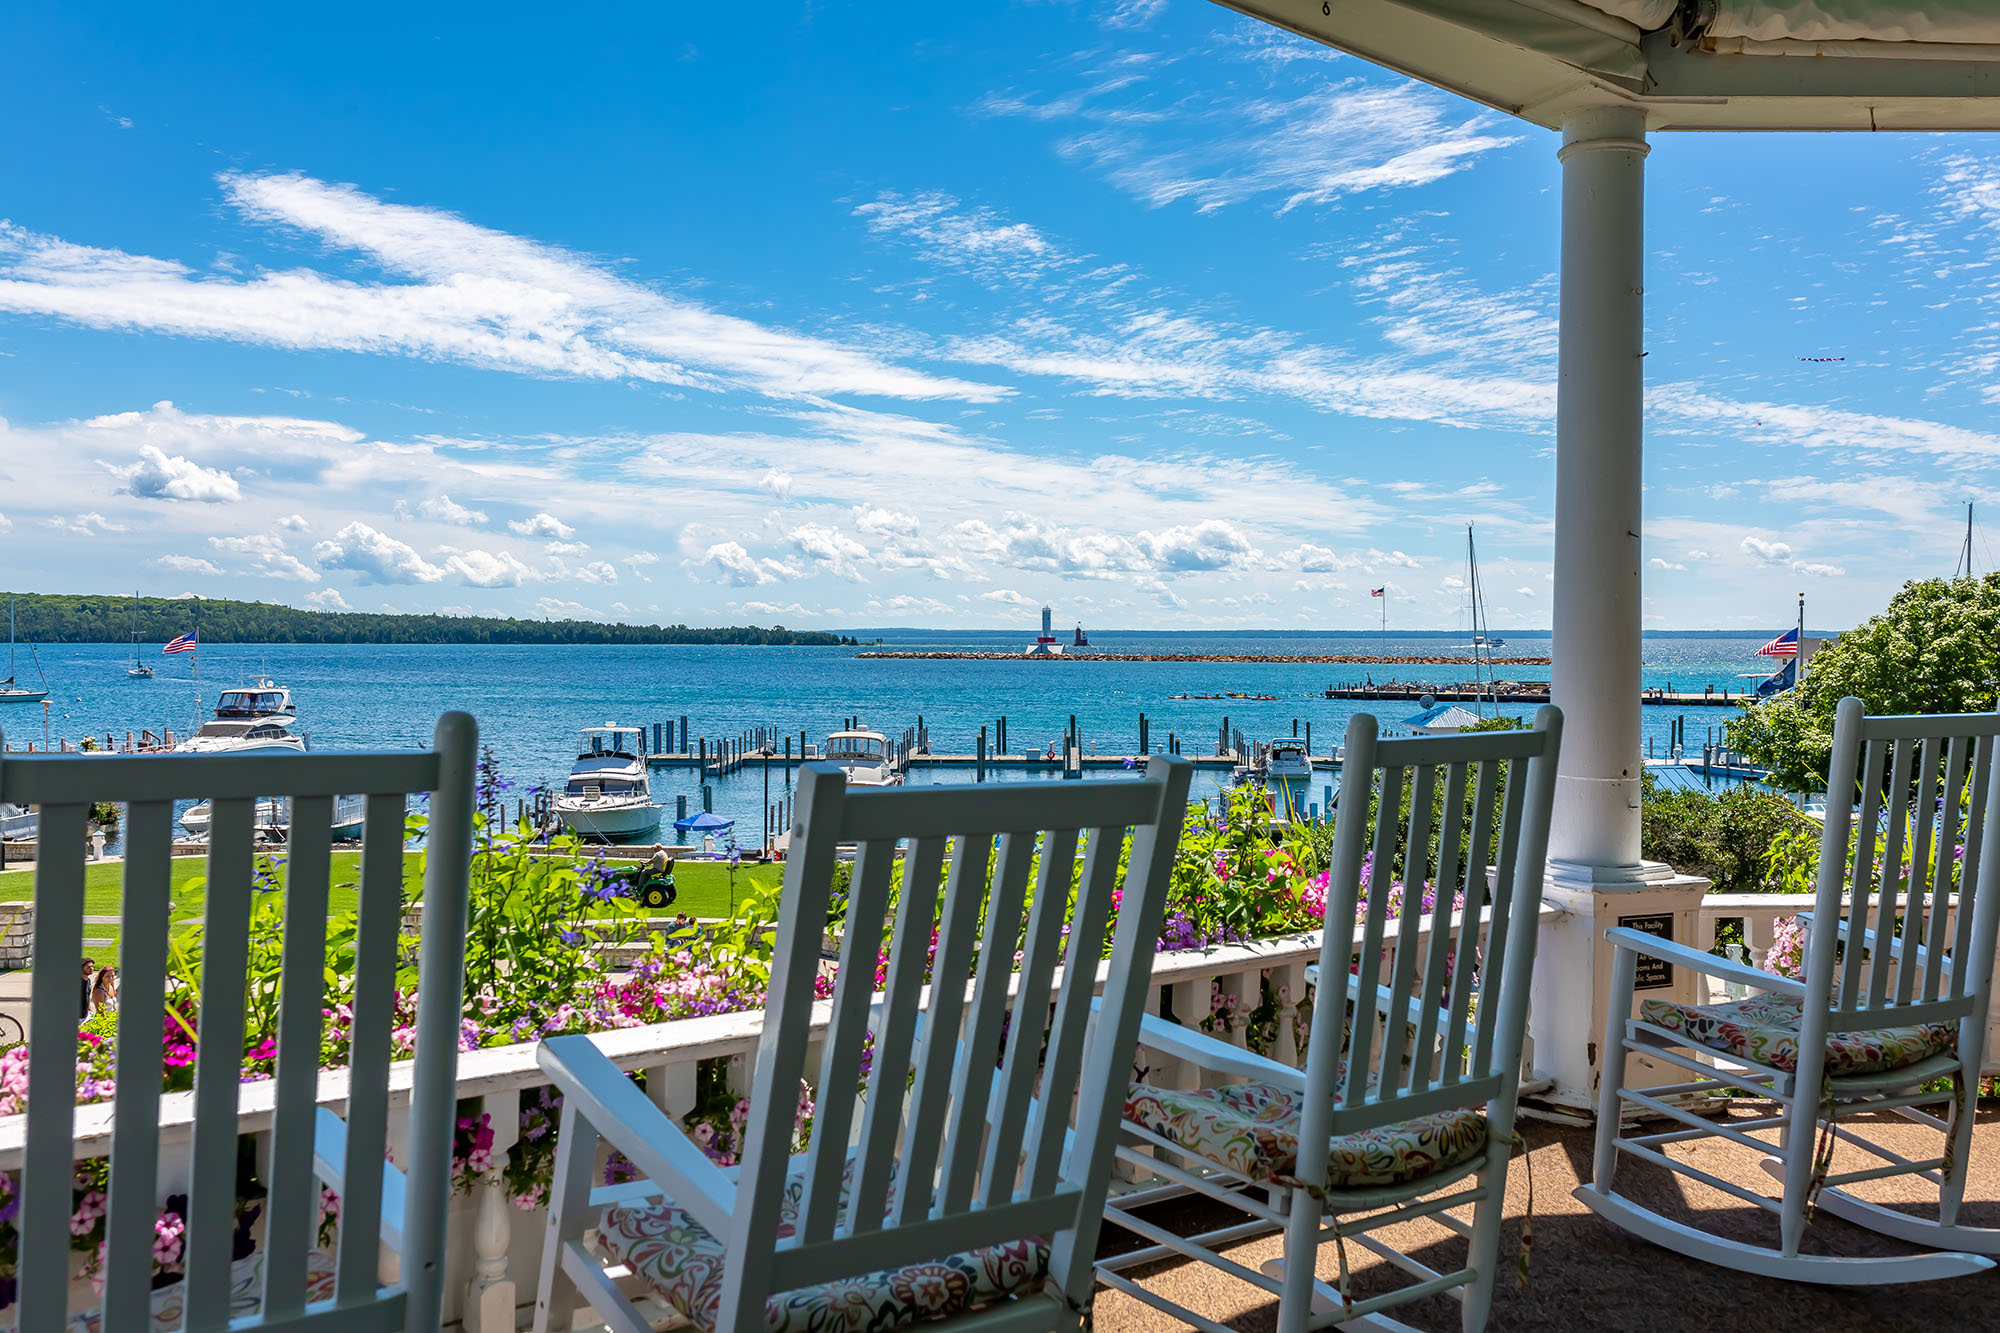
[0,903,33,971]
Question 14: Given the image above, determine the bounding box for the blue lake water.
[4,630,1778,847]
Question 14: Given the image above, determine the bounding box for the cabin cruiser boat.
[176,680,367,840]
[175,681,308,755]
[1265,739,1312,782]
[556,725,662,842]
[825,729,899,786]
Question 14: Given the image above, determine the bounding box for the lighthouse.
[1026,604,1065,656]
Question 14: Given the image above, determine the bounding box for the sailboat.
[126,591,154,678]
[1462,525,1497,717]
[0,595,49,704]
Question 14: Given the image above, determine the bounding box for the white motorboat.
[180,793,368,841]
[1265,739,1312,782]
[0,594,49,704]
[0,803,34,842]
[556,725,662,843]
[825,729,899,786]
[174,681,308,755]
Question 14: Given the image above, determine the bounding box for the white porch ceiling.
[1214,0,2000,130]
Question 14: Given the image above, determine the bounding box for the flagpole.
[1796,590,1806,688]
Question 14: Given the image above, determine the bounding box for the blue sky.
[1,1,1994,631]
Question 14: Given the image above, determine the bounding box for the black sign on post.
[1619,912,1676,990]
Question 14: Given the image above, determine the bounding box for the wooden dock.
[856,652,1552,665]
[1321,684,1751,708]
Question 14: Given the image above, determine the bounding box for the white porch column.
[1550,104,1648,876]
[1532,106,1710,1110]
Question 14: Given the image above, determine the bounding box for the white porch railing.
[0,903,1567,1330]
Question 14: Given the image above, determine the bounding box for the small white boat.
[0,594,49,704]
[556,725,662,842]
[825,729,900,786]
[1265,739,1313,782]
[180,793,368,842]
[125,591,154,678]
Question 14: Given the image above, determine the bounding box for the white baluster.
[464,1088,521,1333]
[1217,970,1250,1054]
[1272,963,1301,1068]
[1745,913,1776,973]
[1169,979,1202,1091]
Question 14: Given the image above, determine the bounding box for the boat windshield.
[567,777,641,796]
[215,690,287,717]
[830,737,884,759]
[581,732,640,759]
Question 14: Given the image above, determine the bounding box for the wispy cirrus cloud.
[0,172,1002,404]
[981,37,1518,215]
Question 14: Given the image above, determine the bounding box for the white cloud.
[210,533,319,582]
[313,522,445,584]
[1103,0,1167,27]
[573,560,618,585]
[305,587,349,610]
[989,70,1517,214]
[534,597,602,620]
[543,540,590,557]
[979,588,1038,608]
[442,548,535,588]
[1141,519,1260,571]
[0,512,9,534]
[787,524,871,581]
[0,172,999,403]
[1793,560,1847,577]
[623,551,658,582]
[508,511,575,540]
[1740,536,1794,564]
[106,443,241,502]
[855,192,1071,289]
[46,512,124,535]
[151,554,223,575]
[696,541,797,587]
[276,513,309,532]
[1648,557,1688,572]
[1515,586,1535,597]
[416,493,488,526]
[759,469,794,500]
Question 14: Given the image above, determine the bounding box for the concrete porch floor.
[1095,1103,2000,1331]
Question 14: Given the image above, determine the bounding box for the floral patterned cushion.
[1639,990,1956,1076]
[597,1164,1050,1333]
[1124,1082,1488,1195]
[66,1247,337,1331]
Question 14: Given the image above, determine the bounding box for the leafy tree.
[1728,575,2000,792]
[1,592,850,648]
[1638,772,1807,892]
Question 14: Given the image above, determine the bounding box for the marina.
[0,630,1791,853]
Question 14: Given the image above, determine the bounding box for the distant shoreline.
[856,652,1555,665]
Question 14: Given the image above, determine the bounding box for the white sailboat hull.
[0,689,48,704]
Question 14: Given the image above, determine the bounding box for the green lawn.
[0,854,780,963]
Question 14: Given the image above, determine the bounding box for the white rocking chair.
[533,755,1194,1333]
[1097,705,1563,1333]
[0,714,478,1332]
[1578,696,2000,1283]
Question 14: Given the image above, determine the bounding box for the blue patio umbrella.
[673,810,736,834]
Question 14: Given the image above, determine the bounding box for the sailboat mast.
[1961,502,1977,580]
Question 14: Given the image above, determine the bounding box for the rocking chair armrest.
[1303,963,1448,1035]
[313,1106,405,1249]
[1114,1004,1308,1089]
[1602,926,1806,998]
[537,1034,736,1237]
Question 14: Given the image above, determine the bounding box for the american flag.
[1370,587,1385,598]
[163,631,197,655]
[1753,627,1798,658]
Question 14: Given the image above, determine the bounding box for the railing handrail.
[1,903,1567,1168]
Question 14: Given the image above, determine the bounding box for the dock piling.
[977,726,987,782]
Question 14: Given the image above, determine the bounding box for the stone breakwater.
[853,652,1554,665]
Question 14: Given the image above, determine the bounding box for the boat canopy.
[214,688,291,717]
[578,725,643,759]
